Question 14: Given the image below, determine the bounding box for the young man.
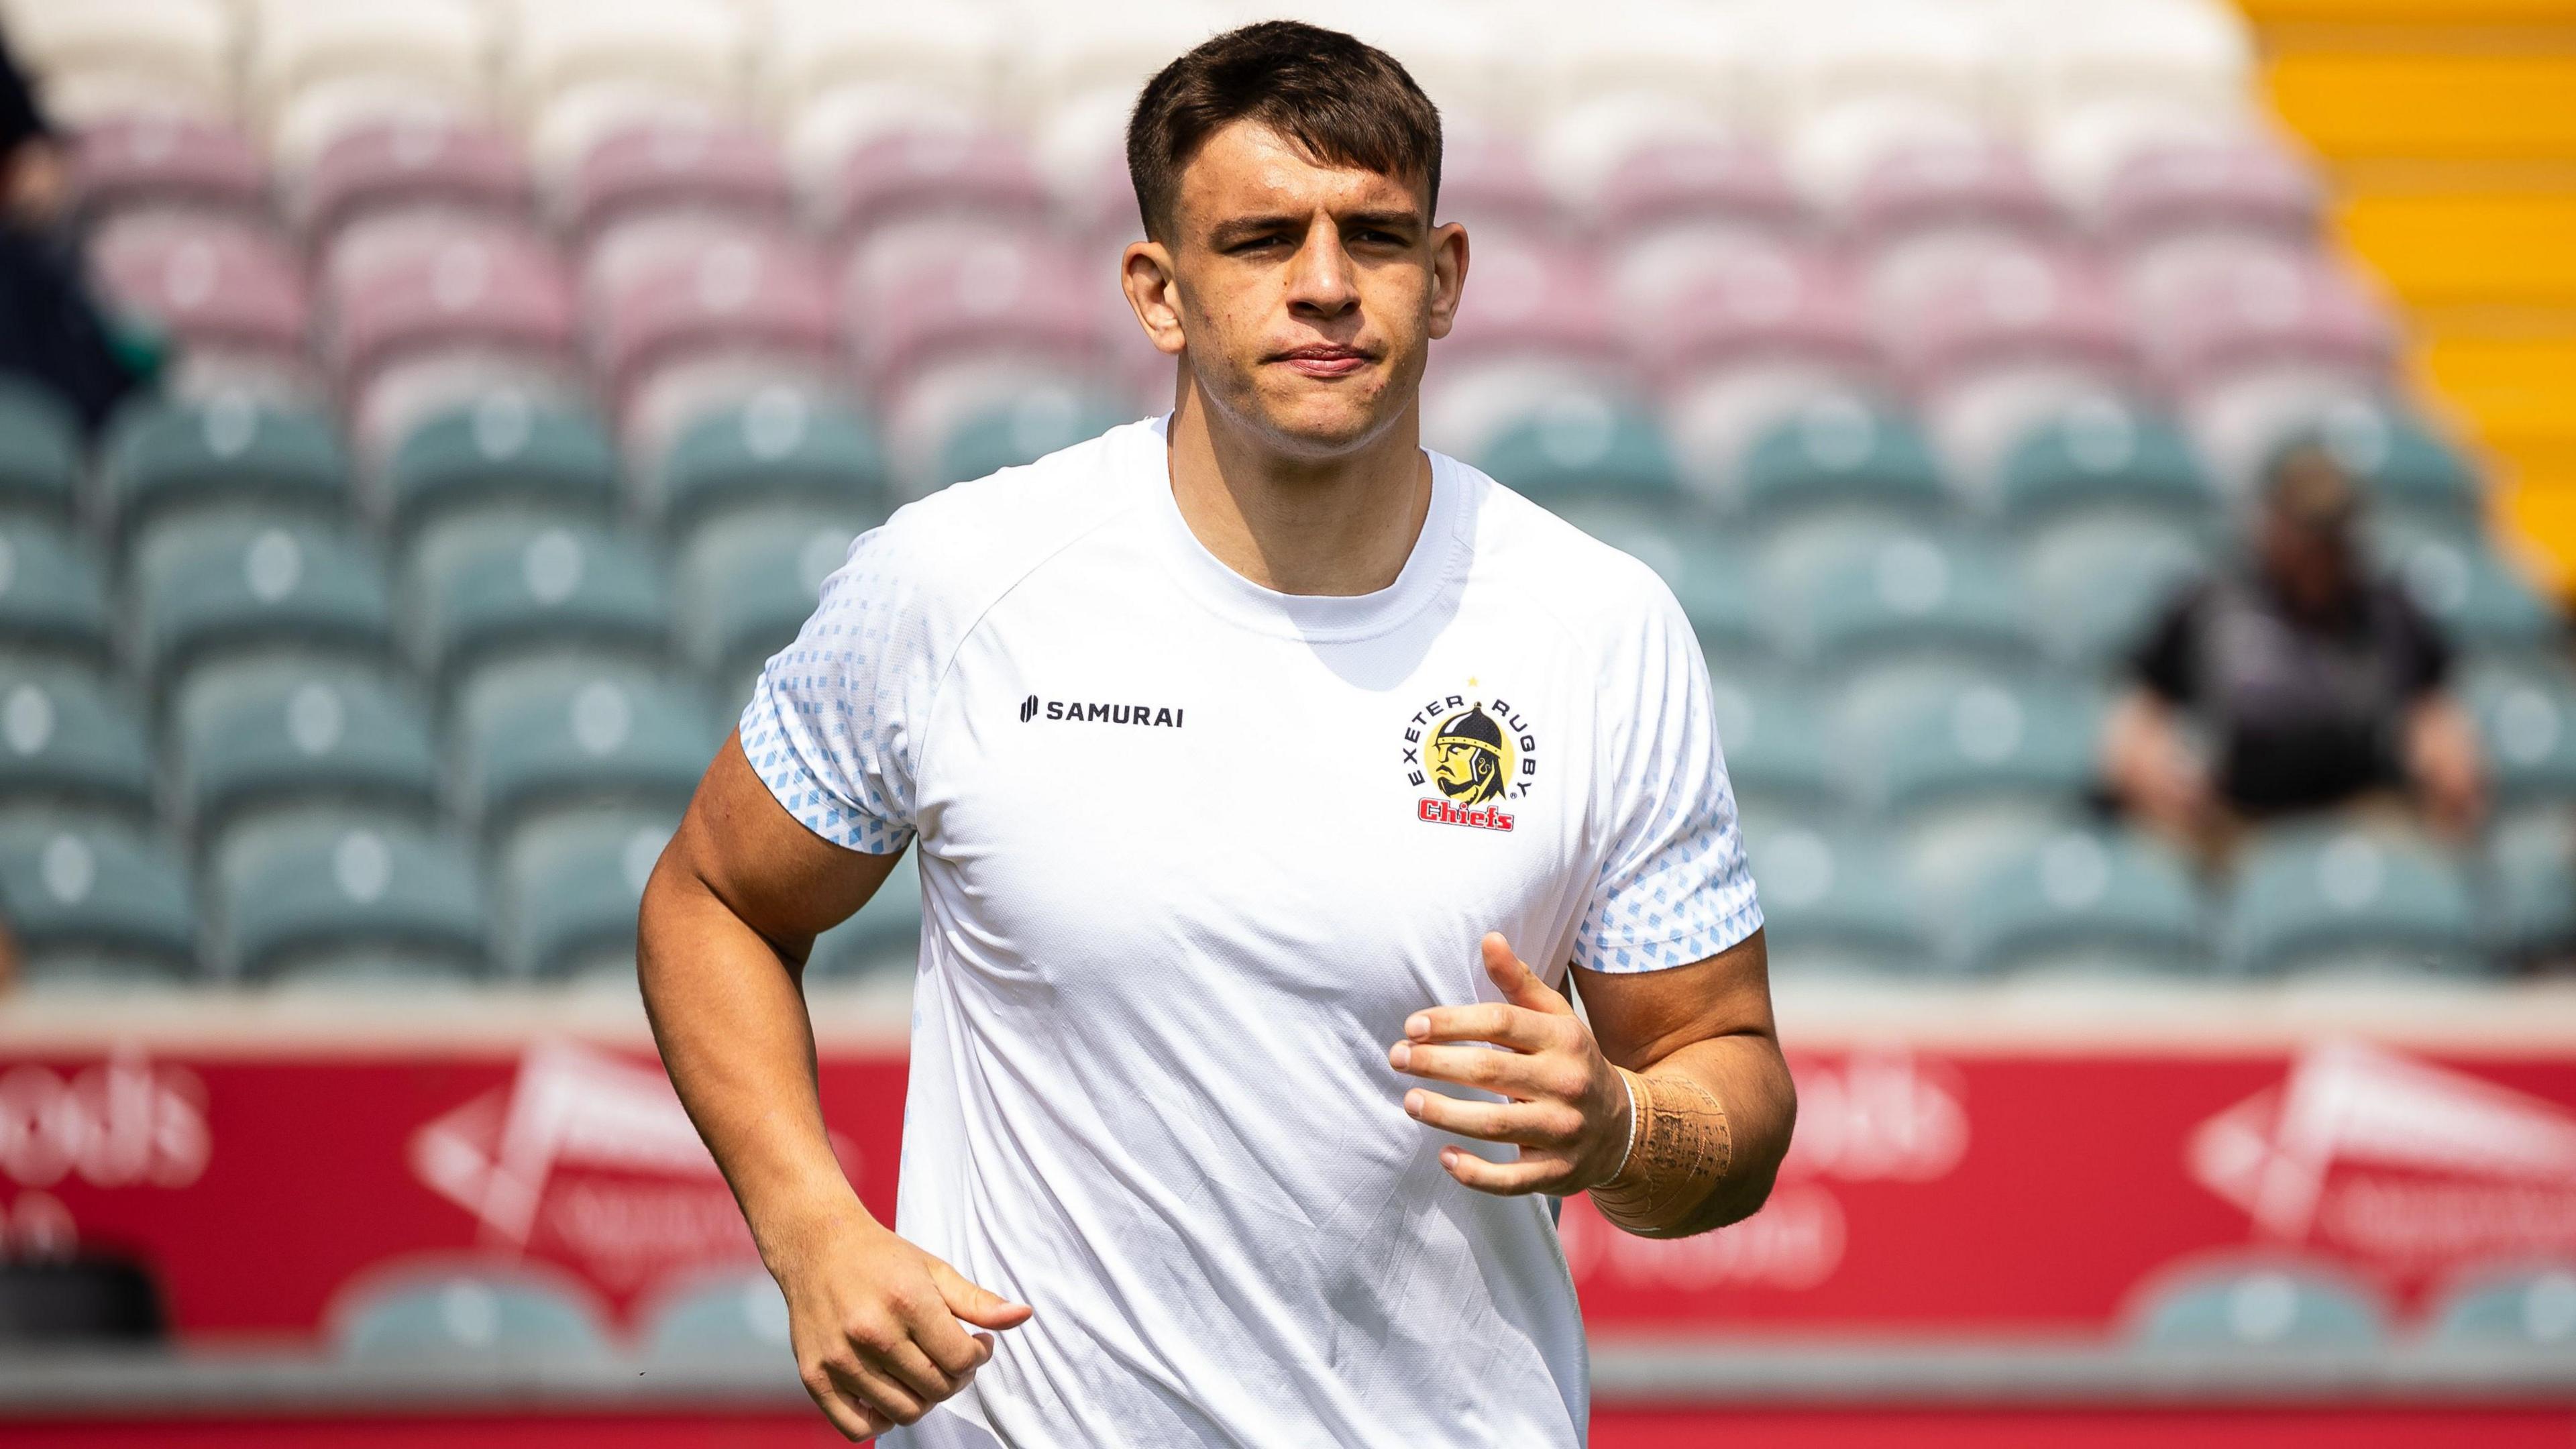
[641,21,1793,1446]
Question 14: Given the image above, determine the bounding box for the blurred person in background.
[2104,443,2485,855]
[0,23,144,430]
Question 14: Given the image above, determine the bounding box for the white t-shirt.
[742,417,1760,1449]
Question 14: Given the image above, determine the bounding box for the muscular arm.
[641,733,1026,1440]
[1574,926,1794,1237]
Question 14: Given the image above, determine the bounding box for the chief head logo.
[1428,704,1513,806]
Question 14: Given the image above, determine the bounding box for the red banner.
[5,1033,2575,1340]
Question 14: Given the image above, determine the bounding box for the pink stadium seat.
[821,130,1052,243]
[1437,129,1557,237]
[849,236,1099,389]
[298,120,533,246]
[561,120,792,242]
[72,115,266,220]
[1613,235,1874,385]
[2126,240,2396,389]
[323,222,575,390]
[1436,237,1619,370]
[1879,249,2134,392]
[90,214,309,360]
[1847,143,2062,247]
[595,234,839,406]
[2098,140,2322,248]
[1595,142,1803,239]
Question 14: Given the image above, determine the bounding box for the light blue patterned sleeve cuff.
[737,671,914,856]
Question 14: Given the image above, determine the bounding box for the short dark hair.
[1126,21,1442,243]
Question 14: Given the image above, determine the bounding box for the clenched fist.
[772,1214,1032,1439]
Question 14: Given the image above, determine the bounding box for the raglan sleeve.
[735,519,939,855]
[1570,574,1763,973]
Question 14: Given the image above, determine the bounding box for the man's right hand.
[775,1216,1034,1440]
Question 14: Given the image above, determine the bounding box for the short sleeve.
[1570,581,1762,973]
[737,523,938,855]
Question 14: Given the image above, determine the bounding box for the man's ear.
[1425,221,1468,342]
[1122,239,1186,357]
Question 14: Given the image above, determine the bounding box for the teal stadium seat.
[1758,523,2032,672]
[2132,1262,2385,1349]
[0,520,113,665]
[1739,821,1924,975]
[2019,515,2210,669]
[806,847,924,980]
[170,661,439,844]
[381,392,619,535]
[644,1269,795,1366]
[100,394,347,545]
[2487,813,2575,964]
[0,376,80,521]
[1472,395,1681,508]
[2464,659,2576,807]
[1948,826,2208,976]
[335,1267,610,1364]
[451,659,716,837]
[1837,671,2103,821]
[1705,671,1837,820]
[1551,503,1763,664]
[1735,394,1946,525]
[127,515,392,690]
[402,517,668,687]
[2374,525,2560,659]
[2300,400,2483,534]
[674,506,868,710]
[0,666,154,818]
[2222,824,2483,977]
[213,811,487,981]
[494,806,680,979]
[652,389,888,524]
[1994,395,2216,530]
[0,814,196,983]
[2430,1265,2576,1347]
[937,388,1132,491]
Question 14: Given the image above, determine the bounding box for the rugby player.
[640,20,1795,1446]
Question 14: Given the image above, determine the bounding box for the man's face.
[1124,121,1466,460]
[2258,506,2359,616]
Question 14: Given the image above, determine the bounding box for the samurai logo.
[1402,692,1539,832]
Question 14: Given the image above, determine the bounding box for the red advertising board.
[5,1023,2575,1340]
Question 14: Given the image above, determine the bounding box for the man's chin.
[1244,384,1401,458]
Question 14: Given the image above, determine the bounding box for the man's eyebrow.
[1340,209,1424,233]
[1208,214,1305,245]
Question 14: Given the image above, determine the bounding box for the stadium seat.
[643,1268,794,1364]
[1758,523,2033,670]
[1707,670,1837,820]
[649,389,890,523]
[295,119,533,245]
[2222,823,2483,977]
[326,223,580,394]
[450,659,716,837]
[0,814,196,984]
[100,395,349,545]
[380,392,620,534]
[1739,821,1925,977]
[494,806,680,979]
[1849,142,2063,251]
[212,811,487,981]
[2464,659,2576,808]
[1992,394,2216,529]
[1734,394,1949,525]
[0,377,80,520]
[1617,240,1874,388]
[71,113,268,223]
[0,521,113,666]
[1596,140,1804,240]
[1471,396,1681,508]
[1835,671,2104,822]
[561,119,791,241]
[2487,812,2576,965]
[169,661,439,845]
[2018,515,2211,669]
[126,515,394,690]
[674,506,867,703]
[1432,127,1558,239]
[935,389,1134,491]
[818,129,1053,244]
[1550,504,1762,663]
[2375,527,2560,657]
[1436,239,1621,370]
[849,235,1102,392]
[404,518,668,688]
[2095,138,2320,250]
[1947,826,2207,976]
[335,1266,610,1364]
[806,847,924,980]
[2430,1265,2576,1348]
[2294,399,2482,530]
[0,667,155,820]
[593,232,838,405]
[2132,1262,2385,1349]
[87,213,309,362]
[2129,244,2396,392]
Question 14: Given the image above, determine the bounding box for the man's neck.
[1163,375,1432,598]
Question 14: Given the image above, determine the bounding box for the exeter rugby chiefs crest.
[1401,692,1539,832]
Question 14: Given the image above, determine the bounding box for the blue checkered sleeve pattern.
[736,524,926,857]
[1571,588,1764,973]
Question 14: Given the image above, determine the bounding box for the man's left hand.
[1388,932,1633,1196]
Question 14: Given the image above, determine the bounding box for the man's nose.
[1285,217,1359,319]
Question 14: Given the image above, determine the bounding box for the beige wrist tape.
[1590,1066,1732,1236]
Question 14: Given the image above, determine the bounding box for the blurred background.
[0,0,2571,1444]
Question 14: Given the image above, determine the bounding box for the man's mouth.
[1271,345,1373,379]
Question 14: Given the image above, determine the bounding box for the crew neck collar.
[1135,414,1469,643]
